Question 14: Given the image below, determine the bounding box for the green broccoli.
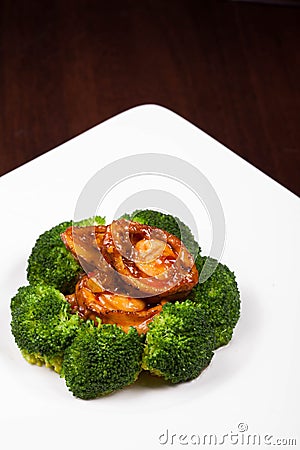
[62,323,144,399]
[123,209,200,257]
[10,284,81,373]
[191,256,240,349]
[142,300,215,383]
[10,211,241,399]
[27,216,105,294]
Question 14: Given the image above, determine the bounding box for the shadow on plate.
[132,370,174,390]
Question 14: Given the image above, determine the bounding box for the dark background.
[0,0,299,196]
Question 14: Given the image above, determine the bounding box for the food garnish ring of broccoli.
[10,210,240,399]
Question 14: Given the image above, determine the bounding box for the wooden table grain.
[0,0,299,195]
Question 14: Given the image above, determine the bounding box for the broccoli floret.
[20,349,65,373]
[62,323,144,399]
[191,256,240,349]
[27,216,105,294]
[142,300,214,383]
[10,285,81,373]
[123,209,200,257]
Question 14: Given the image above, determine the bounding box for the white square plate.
[1,105,299,449]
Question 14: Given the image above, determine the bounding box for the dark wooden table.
[1,0,299,196]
